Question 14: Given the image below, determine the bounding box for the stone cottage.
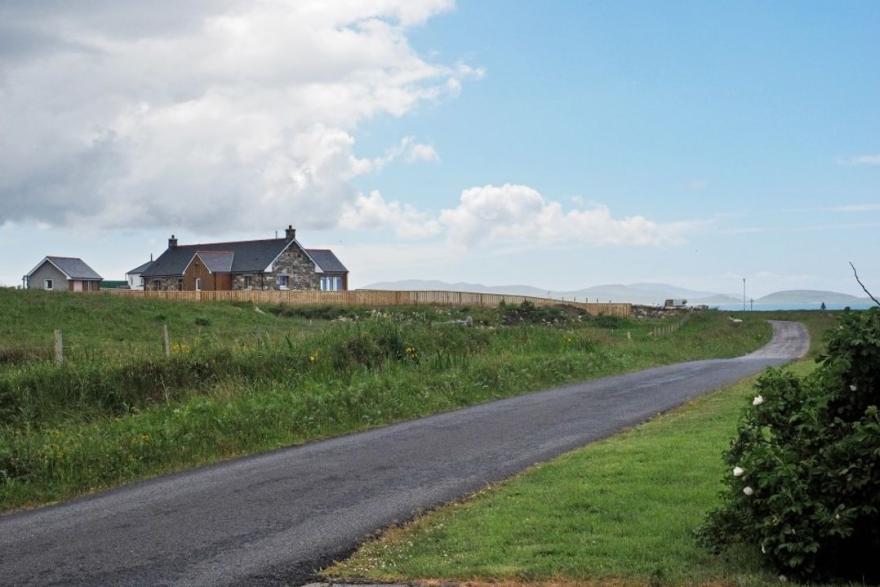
[141,227,348,292]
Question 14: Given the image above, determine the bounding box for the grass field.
[0,289,774,511]
[325,313,841,586]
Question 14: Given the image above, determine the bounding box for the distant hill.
[569,283,722,305]
[756,290,869,305]
[364,280,731,305]
[362,280,872,308]
[691,294,743,305]
[363,280,548,297]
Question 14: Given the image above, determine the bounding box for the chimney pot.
[169,234,178,249]
[285,225,296,240]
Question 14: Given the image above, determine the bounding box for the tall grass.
[0,291,773,511]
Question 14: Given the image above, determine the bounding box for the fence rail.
[104,288,631,317]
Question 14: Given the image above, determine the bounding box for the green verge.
[0,289,775,511]
[326,315,843,587]
[326,364,827,586]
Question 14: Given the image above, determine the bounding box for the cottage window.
[177,278,184,290]
[320,276,342,291]
[276,275,289,289]
[44,279,53,290]
[195,278,202,291]
[243,276,252,289]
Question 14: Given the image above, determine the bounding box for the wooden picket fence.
[104,288,632,317]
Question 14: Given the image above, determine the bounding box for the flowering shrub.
[698,308,880,582]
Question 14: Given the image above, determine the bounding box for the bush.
[698,308,880,582]
[498,301,574,326]
[0,346,51,365]
[265,304,368,321]
[328,323,406,370]
[590,315,626,329]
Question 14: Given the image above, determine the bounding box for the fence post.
[54,329,64,365]
[163,323,171,358]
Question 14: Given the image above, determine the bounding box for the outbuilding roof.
[127,260,154,275]
[305,249,348,273]
[27,256,103,280]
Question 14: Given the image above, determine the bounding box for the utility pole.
[742,278,747,312]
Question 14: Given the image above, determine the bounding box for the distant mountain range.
[755,290,868,305]
[362,280,873,307]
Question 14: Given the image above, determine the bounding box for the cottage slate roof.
[41,256,103,280]
[195,251,234,273]
[142,238,299,277]
[127,260,154,275]
[306,249,348,273]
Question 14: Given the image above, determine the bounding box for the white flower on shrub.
[752,395,765,406]
[733,466,745,477]
[743,486,754,496]
[850,384,857,391]
[761,544,767,554]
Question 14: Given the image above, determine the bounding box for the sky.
[1,0,878,297]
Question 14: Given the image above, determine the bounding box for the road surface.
[0,320,809,586]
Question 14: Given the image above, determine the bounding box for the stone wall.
[262,243,319,290]
[229,244,319,291]
[144,276,182,291]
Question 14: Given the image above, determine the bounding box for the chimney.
[169,234,178,249]
[285,225,296,240]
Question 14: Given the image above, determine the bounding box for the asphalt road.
[0,320,809,586]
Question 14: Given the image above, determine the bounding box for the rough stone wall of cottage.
[231,273,260,290]
[145,276,182,291]
[229,244,319,291]
[261,244,320,290]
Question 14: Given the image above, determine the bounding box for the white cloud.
[438,184,702,247]
[365,137,440,172]
[339,190,442,238]
[838,154,880,166]
[403,140,440,163]
[0,0,476,232]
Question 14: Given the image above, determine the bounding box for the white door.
[73,280,82,292]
